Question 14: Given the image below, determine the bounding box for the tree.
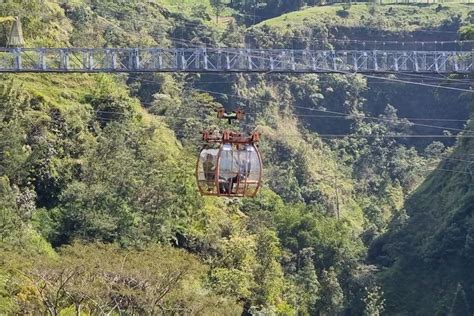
[368,0,377,16]
[342,0,352,12]
[0,80,32,184]
[4,243,242,315]
[318,267,344,315]
[0,177,20,242]
[460,23,474,40]
[210,0,226,23]
[0,176,36,246]
[253,230,285,307]
[448,283,471,316]
[363,285,385,316]
[294,248,320,315]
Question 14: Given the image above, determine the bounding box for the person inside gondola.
[229,147,252,194]
[203,153,216,191]
[218,144,235,194]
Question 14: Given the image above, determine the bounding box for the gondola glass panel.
[241,145,261,197]
[197,148,219,194]
[218,144,238,195]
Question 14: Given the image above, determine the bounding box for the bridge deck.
[0,48,472,74]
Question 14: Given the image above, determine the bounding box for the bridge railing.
[0,48,471,73]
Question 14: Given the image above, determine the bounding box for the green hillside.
[0,0,473,314]
[258,3,472,31]
[370,118,474,315]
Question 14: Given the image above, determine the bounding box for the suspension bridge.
[0,47,473,74]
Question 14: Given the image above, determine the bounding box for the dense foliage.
[0,0,473,315]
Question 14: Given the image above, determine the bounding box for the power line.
[184,86,473,134]
[425,167,473,175]
[244,29,471,45]
[129,77,473,133]
[2,110,473,140]
[140,78,474,86]
[391,72,474,84]
[363,74,474,93]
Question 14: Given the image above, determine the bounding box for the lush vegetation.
[254,2,471,30]
[0,0,473,315]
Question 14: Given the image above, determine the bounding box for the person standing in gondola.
[203,153,216,191]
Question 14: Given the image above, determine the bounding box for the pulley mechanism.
[216,107,245,124]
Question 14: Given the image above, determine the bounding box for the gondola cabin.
[196,130,262,197]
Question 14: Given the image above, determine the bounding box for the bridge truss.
[0,47,472,73]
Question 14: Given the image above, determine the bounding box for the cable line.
[182,87,473,134]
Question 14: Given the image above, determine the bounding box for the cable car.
[196,109,262,198]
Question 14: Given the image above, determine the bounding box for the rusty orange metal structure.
[196,109,262,198]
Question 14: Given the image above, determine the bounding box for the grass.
[6,73,104,109]
[257,3,474,32]
[156,0,235,24]
[157,0,213,15]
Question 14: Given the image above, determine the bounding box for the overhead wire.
[3,106,465,124]
[1,108,473,140]
[424,168,473,175]
[389,72,473,84]
[1,117,473,178]
[127,75,473,134]
[362,74,474,93]
[181,86,473,134]
[3,64,472,141]
[193,79,474,84]
[243,29,472,46]
[141,78,474,86]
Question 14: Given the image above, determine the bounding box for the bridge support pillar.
[373,51,378,71]
[414,52,419,72]
[112,51,117,70]
[204,50,209,70]
[181,52,186,70]
[14,48,22,70]
[158,51,163,69]
[247,49,252,70]
[39,49,46,70]
[60,49,69,70]
[290,50,296,71]
[332,51,336,71]
[84,49,94,70]
[89,50,94,70]
[134,49,140,71]
[216,49,222,69]
[471,50,474,72]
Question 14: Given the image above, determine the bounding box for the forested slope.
[367,26,474,316]
[0,0,473,315]
[370,118,474,315]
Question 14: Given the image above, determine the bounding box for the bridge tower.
[8,17,25,47]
